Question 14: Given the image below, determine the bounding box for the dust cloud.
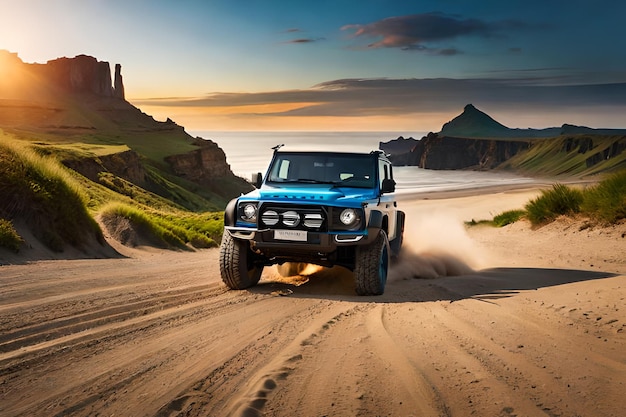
[390,210,487,281]
[265,210,487,285]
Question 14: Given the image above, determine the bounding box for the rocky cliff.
[380,104,626,173]
[384,132,530,170]
[0,50,125,99]
[0,50,252,209]
[165,138,232,182]
[62,149,147,185]
[560,135,626,169]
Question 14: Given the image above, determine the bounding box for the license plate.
[274,230,308,242]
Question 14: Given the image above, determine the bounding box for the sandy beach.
[1,185,625,417]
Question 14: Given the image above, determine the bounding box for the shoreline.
[396,181,551,201]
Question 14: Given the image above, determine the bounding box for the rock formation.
[114,64,125,100]
[41,54,124,98]
[165,139,233,183]
[406,133,530,170]
[62,150,147,185]
[440,104,512,138]
[440,104,561,139]
[0,50,125,99]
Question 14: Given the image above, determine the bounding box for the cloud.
[279,27,325,44]
[438,48,462,56]
[283,37,325,44]
[342,12,533,53]
[134,77,626,122]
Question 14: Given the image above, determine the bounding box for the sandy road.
[1,189,625,417]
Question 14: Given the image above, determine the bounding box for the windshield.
[267,153,376,188]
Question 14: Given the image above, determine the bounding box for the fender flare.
[223,198,238,227]
[367,210,384,230]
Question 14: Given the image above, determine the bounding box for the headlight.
[339,208,358,226]
[240,203,258,222]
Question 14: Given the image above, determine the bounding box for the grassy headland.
[0,132,225,254]
[500,135,626,176]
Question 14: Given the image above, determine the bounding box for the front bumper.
[226,226,378,269]
[226,226,368,251]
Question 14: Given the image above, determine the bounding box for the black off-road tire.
[354,230,390,296]
[390,210,405,259]
[219,231,263,290]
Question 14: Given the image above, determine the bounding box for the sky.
[1,0,625,133]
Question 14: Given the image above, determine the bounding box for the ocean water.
[191,131,536,193]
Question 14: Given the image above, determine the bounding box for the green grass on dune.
[524,171,626,225]
[525,183,584,225]
[469,169,626,228]
[579,169,626,223]
[0,218,24,253]
[0,133,225,253]
[0,137,104,252]
[492,209,526,227]
[99,203,222,250]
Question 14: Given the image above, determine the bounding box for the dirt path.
[1,191,625,417]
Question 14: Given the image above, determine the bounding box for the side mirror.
[254,172,263,188]
[381,178,396,194]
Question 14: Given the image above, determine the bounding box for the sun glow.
[134,102,447,132]
[132,97,450,132]
[196,102,321,115]
[0,51,50,101]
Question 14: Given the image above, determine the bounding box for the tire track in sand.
[153,298,354,417]
[362,304,451,416]
[381,297,626,417]
[0,283,235,371]
[220,303,451,417]
[1,288,314,416]
[219,303,372,417]
[0,284,225,355]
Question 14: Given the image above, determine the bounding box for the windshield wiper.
[331,176,373,188]
[274,178,335,184]
[295,178,336,184]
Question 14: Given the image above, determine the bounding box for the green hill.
[500,135,626,176]
[383,104,626,175]
[0,51,252,259]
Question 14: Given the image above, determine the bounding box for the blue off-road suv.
[219,147,405,295]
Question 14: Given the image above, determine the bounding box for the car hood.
[242,184,379,206]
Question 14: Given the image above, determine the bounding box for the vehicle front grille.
[259,205,327,231]
[303,213,323,228]
[261,210,279,226]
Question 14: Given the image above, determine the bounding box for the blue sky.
[1,0,625,131]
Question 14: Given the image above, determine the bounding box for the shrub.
[0,218,23,252]
[493,209,526,227]
[580,170,626,223]
[525,183,583,225]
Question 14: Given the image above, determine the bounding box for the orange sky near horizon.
[132,99,626,134]
[134,102,451,133]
